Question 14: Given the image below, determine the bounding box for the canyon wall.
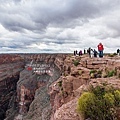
[5,54,68,120]
[1,54,120,120]
[49,55,120,120]
[0,54,24,120]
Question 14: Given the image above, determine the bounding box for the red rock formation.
[3,53,120,120]
[49,55,120,120]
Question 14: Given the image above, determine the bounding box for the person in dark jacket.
[84,49,86,54]
[117,49,120,56]
[93,49,98,57]
[87,47,91,57]
[76,50,78,55]
[74,50,76,56]
[79,50,82,56]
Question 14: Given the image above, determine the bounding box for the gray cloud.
[0,0,103,32]
[0,0,120,53]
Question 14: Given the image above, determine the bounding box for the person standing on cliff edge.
[97,43,104,58]
[117,49,120,56]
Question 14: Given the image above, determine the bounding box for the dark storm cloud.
[0,0,104,32]
[30,0,100,29]
[0,13,37,32]
[0,0,117,33]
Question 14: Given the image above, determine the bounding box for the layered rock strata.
[0,54,24,120]
[12,54,68,120]
[49,55,120,120]
[2,54,120,120]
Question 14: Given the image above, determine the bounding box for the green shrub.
[77,85,118,120]
[64,73,68,76]
[89,85,106,97]
[101,82,108,86]
[104,92,115,107]
[90,70,97,78]
[113,53,117,56]
[108,54,114,57]
[58,81,62,87]
[114,90,120,106]
[77,92,96,118]
[73,60,79,66]
[90,70,97,74]
[97,70,102,74]
[90,70,102,78]
[107,70,116,77]
[108,53,117,57]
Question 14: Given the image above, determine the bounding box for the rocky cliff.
[8,54,68,120]
[0,54,24,120]
[49,55,120,120]
[1,54,120,120]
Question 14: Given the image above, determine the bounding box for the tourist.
[117,49,120,56]
[84,49,86,54]
[76,50,78,56]
[87,47,92,58]
[80,50,82,56]
[79,50,82,56]
[93,49,98,57]
[74,50,76,56]
[90,49,94,58]
[97,43,104,58]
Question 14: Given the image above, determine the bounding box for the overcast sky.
[0,0,120,53]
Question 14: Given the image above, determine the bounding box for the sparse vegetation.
[58,80,62,87]
[90,70,102,78]
[102,72,108,78]
[90,69,117,78]
[77,84,120,120]
[113,53,117,56]
[107,70,116,77]
[109,54,114,57]
[90,70,97,74]
[108,53,117,57]
[114,90,120,106]
[78,70,84,75]
[63,73,68,76]
[73,60,79,66]
[77,92,96,118]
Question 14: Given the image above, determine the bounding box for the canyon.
[0,54,120,120]
[0,54,24,120]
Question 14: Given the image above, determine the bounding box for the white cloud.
[0,0,120,53]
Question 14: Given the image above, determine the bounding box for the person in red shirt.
[97,43,104,57]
